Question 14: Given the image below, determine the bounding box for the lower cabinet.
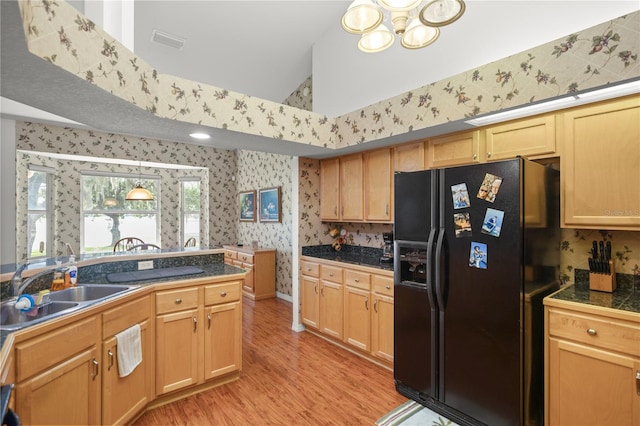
[301,256,394,367]
[14,317,101,425]
[545,302,640,426]
[156,280,243,396]
[102,296,153,425]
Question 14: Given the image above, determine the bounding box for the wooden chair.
[184,237,197,247]
[113,237,145,252]
[128,243,161,251]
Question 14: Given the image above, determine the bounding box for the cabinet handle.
[220,291,227,297]
[175,298,182,304]
[374,299,378,313]
[487,152,491,158]
[108,349,114,371]
[385,204,388,215]
[329,272,333,277]
[636,371,640,395]
[306,268,311,271]
[354,278,359,283]
[472,153,477,160]
[334,206,337,216]
[365,297,369,310]
[586,328,597,336]
[193,316,198,332]
[92,358,99,380]
[385,285,391,290]
[314,283,317,294]
[321,285,324,297]
[208,313,212,329]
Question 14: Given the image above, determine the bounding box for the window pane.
[183,213,199,244]
[83,214,158,253]
[183,181,201,211]
[27,170,47,210]
[28,212,48,258]
[82,175,158,211]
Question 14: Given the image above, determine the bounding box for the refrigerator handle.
[425,227,438,310]
[434,227,446,309]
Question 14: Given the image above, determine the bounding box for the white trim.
[290,157,302,333]
[28,164,56,174]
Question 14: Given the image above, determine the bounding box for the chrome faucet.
[11,263,55,298]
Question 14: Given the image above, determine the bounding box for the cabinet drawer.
[16,316,99,381]
[345,270,370,290]
[548,308,640,357]
[156,287,199,314]
[102,295,150,337]
[237,253,254,264]
[372,275,394,297]
[224,250,237,261]
[204,281,241,305]
[301,260,319,277]
[321,265,343,283]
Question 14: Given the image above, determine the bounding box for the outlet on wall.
[138,260,153,270]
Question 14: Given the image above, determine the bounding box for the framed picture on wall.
[259,186,281,223]
[239,190,256,222]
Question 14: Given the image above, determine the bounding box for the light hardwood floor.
[133,297,405,425]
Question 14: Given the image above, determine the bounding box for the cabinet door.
[394,141,426,172]
[344,286,371,351]
[15,346,100,425]
[340,154,364,221]
[364,148,393,222]
[561,96,640,230]
[548,338,640,426]
[102,320,152,426]
[427,130,482,168]
[320,158,340,220]
[242,262,255,293]
[156,308,200,395]
[320,281,344,340]
[484,114,556,161]
[204,301,242,379]
[372,294,394,363]
[301,275,320,329]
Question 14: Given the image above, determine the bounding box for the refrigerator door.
[436,159,523,425]
[393,170,435,242]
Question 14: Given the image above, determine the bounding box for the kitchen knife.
[588,257,595,273]
[604,241,612,274]
[591,241,598,259]
[599,241,605,259]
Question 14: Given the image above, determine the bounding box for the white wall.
[1,118,17,266]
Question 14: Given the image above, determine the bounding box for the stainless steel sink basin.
[1,284,138,332]
[0,301,80,330]
[48,284,134,302]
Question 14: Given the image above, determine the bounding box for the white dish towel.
[115,324,142,378]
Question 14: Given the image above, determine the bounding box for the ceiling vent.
[150,29,186,50]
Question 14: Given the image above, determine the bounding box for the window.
[27,166,53,260]
[81,173,160,253]
[181,179,201,247]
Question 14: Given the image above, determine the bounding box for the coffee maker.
[380,232,394,263]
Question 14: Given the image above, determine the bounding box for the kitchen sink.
[48,284,135,302]
[0,301,80,330]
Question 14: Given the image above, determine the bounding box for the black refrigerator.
[393,158,560,426]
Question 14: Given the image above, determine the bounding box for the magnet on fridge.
[469,241,488,269]
[477,173,503,203]
[481,208,504,237]
[451,183,471,209]
[454,213,472,238]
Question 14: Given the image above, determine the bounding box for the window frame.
[180,177,201,247]
[26,165,54,260]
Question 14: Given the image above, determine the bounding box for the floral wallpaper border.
[16,1,639,151]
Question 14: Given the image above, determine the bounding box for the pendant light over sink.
[341,0,465,53]
[126,161,154,201]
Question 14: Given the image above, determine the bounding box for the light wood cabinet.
[545,302,640,426]
[364,148,393,222]
[155,279,243,396]
[560,95,640,230]
[223,245,276,300]
[484,114,556,161]
[101,296,153,426]
[320,157,340,220]
[426,130,483,168]
[14,317,101,425]
[301,260,320,329]
[340,154,364,221]
[394,141,426,172]
[302,256,394,367]
[319,265,344,340]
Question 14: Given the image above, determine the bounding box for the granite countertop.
[548,269,640,314]
[302,245,393,271]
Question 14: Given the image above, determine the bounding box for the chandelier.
[341,0,466,53]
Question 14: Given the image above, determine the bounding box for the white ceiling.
[2,0,639,157]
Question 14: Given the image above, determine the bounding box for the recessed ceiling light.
[189,132,210,140]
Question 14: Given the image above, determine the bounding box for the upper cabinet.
[394,142,426,172]
[320,158,340,221]
[340,154,364,221]
[364,148,393,222]
[484,114,556,161]
[426,130,482,168]
[560,95,640,230]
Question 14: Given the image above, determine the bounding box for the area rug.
[376,400,459,426]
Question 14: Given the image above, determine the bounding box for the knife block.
[589,261,616,292]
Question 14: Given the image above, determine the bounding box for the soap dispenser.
[64,255,78,288]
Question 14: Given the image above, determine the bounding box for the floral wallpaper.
[15,1,639,152]
[560,228,639,284]
[283,77,313,112]
[15,121,235,260]
[235,150,294,297]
